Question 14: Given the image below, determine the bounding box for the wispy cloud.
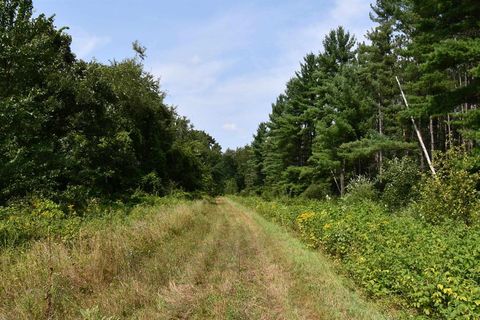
[147,1,374,149]
[331,0,371,22]
[35,0,374,149]
[156,59,233,95]
[222,122,238,131]
[70,30,110,60]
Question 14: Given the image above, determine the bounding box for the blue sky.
[36,0,374,150]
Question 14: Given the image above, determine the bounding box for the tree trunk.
[446,114,452,149]
[340,160,346,196]
[429,116,434,161]
[396,76,436,176]
[378,102,384,177]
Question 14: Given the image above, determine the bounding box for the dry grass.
[0,198,390,319]
[0,201,211,319]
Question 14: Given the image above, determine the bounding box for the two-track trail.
[0,198,390,319]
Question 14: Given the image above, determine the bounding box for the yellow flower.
[443,288,453,295]
[297,211,315,222]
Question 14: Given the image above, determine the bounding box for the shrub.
[345,176,377,201]
[224,178,238,194]
[301,183,331,200]
[236,196,480,319]
[60,185,94,209]
[140,172,163,195]
[379,157,421,210]
[414,149,480,225]
[0,197,77,247]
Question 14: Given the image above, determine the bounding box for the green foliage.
[414,150,480,225]
[216,146,254,194]
[0,197,79,246]
[234,0,480,213]
[140,172,163,195]
[223,179,238,195]
[410,0,480,119]
[345,176,377,202]
[379,157,421,210]
[339,134,416,161]
[0,195,189,248]
[0,0,227,205]
[301,183,331,200]
[238,196,480,319]
[167,117,224,195]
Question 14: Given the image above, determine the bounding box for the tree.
[0,0,75,201]
[409,0,480,148]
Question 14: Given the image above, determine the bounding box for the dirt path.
[0,199,390,319]
[149,198,389,320]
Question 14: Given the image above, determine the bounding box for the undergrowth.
[235,196,480,319]
[0,192,191,249]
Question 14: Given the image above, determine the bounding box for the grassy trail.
[0,198,389,319]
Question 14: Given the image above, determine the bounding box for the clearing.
[0,198,391,319]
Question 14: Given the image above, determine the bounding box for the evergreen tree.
[409,0,480,147]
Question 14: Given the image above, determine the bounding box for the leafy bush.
[379,157,421,210]
[345,176,377,201]
[0,197,80,247]
[236,196,480,319]
[224,178,238,194]
[414,150,480,225]
[301,183,331,200]
[60,185,95,209]
[140,172,163,195]
[0,195,189,248]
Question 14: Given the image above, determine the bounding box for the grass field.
[0,198,391,319]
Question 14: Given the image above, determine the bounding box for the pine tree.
[409,0,480,147]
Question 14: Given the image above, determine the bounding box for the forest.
[224,3,480,317]
[225,0,480,217]
[0,0,479,319]
[0,0,234,204]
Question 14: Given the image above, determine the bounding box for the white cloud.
[147,1,374,149]
[149,9,259,103]
[155,59,233,95]
[70,30,110,59]
[222,123,238,131]
[331,0,370,23]
[279,0,372,59]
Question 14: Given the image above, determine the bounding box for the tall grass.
[0,199,210,319]
[0,197,390,319]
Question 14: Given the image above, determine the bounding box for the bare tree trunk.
[465,72,474,151]
[447,114,452,149]
[378,102,384,177]
[340,160,345,196]
[331,170,341,194]
[429,116,434,161]
[444,116,448,150]
[396,77,436,176]
[459,74,465,147]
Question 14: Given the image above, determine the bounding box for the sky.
[36,0,375,150]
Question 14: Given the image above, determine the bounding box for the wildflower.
[297,211,315,222]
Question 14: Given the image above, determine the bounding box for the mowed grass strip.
[0,198,389,319]
[225,198,391,320]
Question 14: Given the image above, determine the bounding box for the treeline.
[225,0,480,223]
[0,0,235,207]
